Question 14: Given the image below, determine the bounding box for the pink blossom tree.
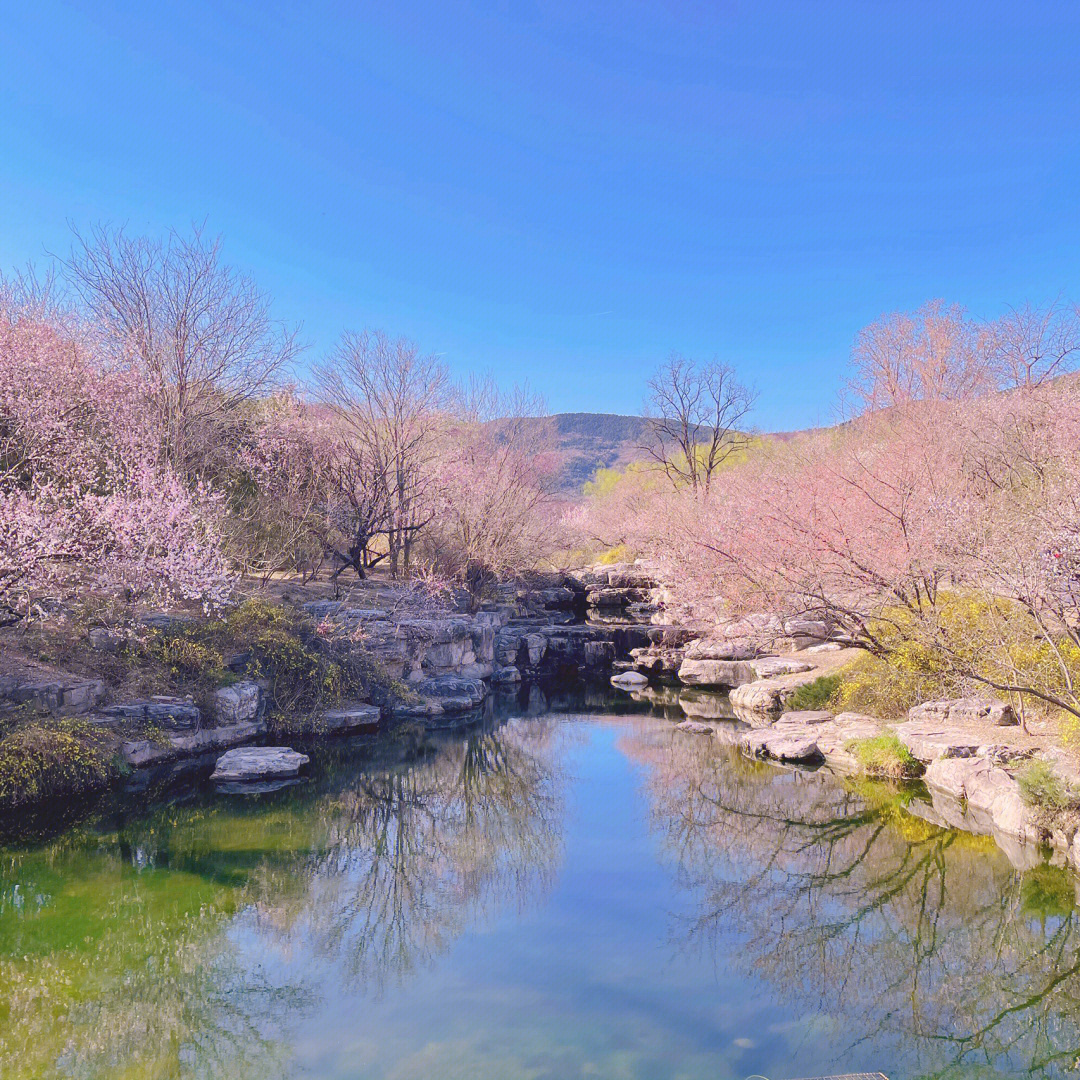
[0,292,231,614]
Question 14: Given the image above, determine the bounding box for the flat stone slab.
[750,657,814,679]
[321,703,381,733]
[102,697,201,730]
[210,746,309,782]
[893,718,985,762]
[777,709,834,726]
[908,696,1017,726]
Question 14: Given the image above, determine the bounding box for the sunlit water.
[2,687,1079,1079]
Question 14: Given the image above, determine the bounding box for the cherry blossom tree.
[226,392,334,580]
[0,291,231,613]
[422,382,560,600]
[848,300,997,411]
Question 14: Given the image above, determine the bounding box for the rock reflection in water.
[624,723,1080,1077]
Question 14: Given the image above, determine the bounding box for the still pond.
[1,686,1078,1079]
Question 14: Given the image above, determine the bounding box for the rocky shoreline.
[6,559,1080,873]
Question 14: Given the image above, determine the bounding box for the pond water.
[2,686,1079,1080]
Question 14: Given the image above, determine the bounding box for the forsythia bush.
[0,718,115,810]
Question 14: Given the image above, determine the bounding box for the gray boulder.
[211,746,310,782]
[211,681,262,725]
[677,658,756,687]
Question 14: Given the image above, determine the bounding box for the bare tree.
[642,353,756,494]
[991,300,1080,389]
[313,330,449,577]
[322,449,392,579]
[60,222,301,475]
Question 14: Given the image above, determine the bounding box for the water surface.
[2,691,1079,1079]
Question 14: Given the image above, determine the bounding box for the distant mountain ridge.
[529,411,806,492]
[543,412,655,490]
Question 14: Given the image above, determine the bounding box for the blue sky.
[2,1,1079,430]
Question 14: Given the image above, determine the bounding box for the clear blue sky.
[2,1,1079,430]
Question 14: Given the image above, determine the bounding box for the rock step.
[321,703,381,733]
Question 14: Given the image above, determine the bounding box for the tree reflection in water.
[622,723,1080,1078]
[0,716,563,1080]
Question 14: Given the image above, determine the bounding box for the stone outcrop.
[908,697,1018,727]
[703,690,1080,872]
[0,675,105,715]
[210,746,309,782]
[571,562,662,617]
[923,756,1041,855]
[304,603,502,684]
[391,675,488,719]
[729,668,822,715]
[121,718,266,768]
[101,697,202,730]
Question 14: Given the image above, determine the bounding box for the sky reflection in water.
[1,693,1078,1080]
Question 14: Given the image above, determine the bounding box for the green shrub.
[787,672,843,711]
[224,597,292,639]
[1016,759,1079,810]
[246,627,344,718]
[0,719,116,810]
[844,733,923,780]
[152,636,225,682]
